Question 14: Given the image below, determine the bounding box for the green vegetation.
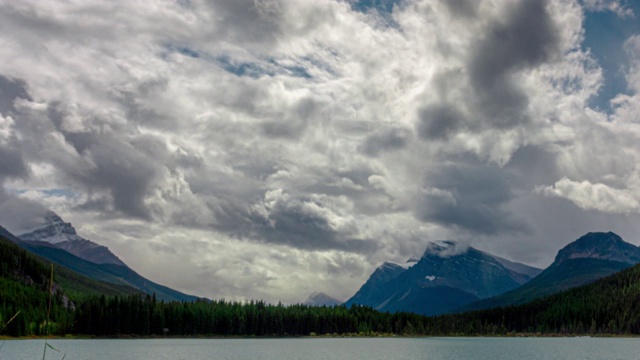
[19,242,188,301]
[72,296,431,336]
[434,262,640,335]
[3,233,640,337]
[0,236,139,336]
[462,257,631,312]
[0,238,73,336]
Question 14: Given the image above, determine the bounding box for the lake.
[1,337,638,360]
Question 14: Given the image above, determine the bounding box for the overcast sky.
[1,0,640,303]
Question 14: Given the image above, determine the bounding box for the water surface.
[1,337,637,360]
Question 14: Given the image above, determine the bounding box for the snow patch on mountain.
[19,211,125,266]
[19,211,82,244]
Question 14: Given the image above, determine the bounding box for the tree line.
[71,295,429,337]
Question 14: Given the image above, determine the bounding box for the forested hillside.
[430,263,640,335]
[0,237,72,336]
[0,236,139,336]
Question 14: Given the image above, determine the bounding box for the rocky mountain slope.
[461,232,640,312]
[7,212,199,302]
[20,211,125,266]
[345,241,541,315]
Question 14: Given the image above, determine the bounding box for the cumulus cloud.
[610,35,640,122]
[360,127,411,156]
[539,177,640,213]
[0,0,639,302]
[0,75,31,114]
[467,0,561,129]
[416,158,531,235]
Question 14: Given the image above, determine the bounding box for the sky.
[0,0,640,304]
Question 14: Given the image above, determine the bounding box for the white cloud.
[539,177,640,213]
[0,113,14,141]
[610,35,640,123]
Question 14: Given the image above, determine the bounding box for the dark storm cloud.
[336,167,377,188]
[0,75,30,180]
[261,97,318,139]
[360,127,411,156]
[416,158,531,235]
[299,165,405,216]
[248,195,378,253]
[470,0,559,85]
[0,75,32,114]
[412,0,562,235]
[505,145,560,186]
[132,134,204,171]
[468,0,560,129]
[113,80,177,131]
[0,144,28,179]
[203,0,284,48]
[178,164,381,253]
[0,196,49,234]
[42,105,160,219]
[130,135,171,163]
[304,166,375,196]
[65,133,158,219]
[417,103,465,140]
[442,0,479,18]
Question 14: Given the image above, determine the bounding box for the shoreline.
[2,333,639,340]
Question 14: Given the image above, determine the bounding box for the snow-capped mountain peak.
[19,211,81,244]
[19,211,125,266]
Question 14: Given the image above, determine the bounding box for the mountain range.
[345,241,542,315]
[3,211,199,302]
[346,232,640,316]
[459,232,640,312]
[3,207,638,317]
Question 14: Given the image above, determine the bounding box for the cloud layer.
[0,0,639,303]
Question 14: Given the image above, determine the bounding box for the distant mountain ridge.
[304,292,341,306]
[0,224,23,244]
[345,262,408,309]
[0,232,142,298]
[3,212,200,302]
[554,232,640,264]
[345,241,541,315]
[20,211,125,266]
[460,232,640,312]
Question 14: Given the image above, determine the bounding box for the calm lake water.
[1,337,638,360]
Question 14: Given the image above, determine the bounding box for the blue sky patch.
[7,187,75,198]
[215,55,275,78]
[582,2,640,112]
[351,0,402,14]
